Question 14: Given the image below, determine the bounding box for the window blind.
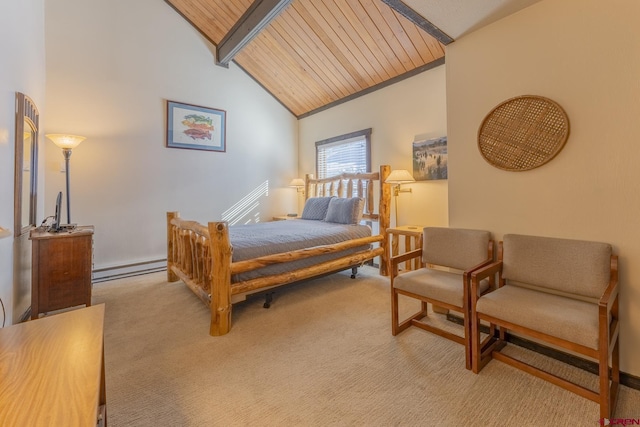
[316,129,371,179]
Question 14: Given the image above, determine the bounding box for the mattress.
[229,219,372,282]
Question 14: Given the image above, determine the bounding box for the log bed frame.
[167,165,391,336]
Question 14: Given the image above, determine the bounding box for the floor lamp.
[385,169,415,227]
[46,134,86,225]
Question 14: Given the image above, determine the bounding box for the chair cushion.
[476,285,599,350]
[394,268,490,308]
[423,228,491,271]
[502,234,611,299]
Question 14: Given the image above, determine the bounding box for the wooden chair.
[390,227,494,370]
[470,234,619,418]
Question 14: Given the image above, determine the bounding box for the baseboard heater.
[92,259,167,283]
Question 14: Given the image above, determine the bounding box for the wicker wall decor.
[477,95,570,171]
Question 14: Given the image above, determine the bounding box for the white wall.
[447,0,640,375]
[0,0,46,324]
[299,65,448,228]
[44,0,298,271]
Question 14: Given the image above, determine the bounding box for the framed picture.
[413,136,448,180]
[166,100,226,152]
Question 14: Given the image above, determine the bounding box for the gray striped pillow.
[324,197,364,225]
[301,197,335,220]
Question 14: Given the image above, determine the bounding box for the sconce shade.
[0,226,10,239]
[46,134,86,149]
[385,169,415,184]
[289,178,305,188]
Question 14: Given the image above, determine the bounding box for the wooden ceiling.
[165,0,450,118]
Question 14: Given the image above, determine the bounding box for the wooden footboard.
[167,165,391,336]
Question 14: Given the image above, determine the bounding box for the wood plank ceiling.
[165,0,449,118]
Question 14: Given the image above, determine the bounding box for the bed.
[166,165,391,335]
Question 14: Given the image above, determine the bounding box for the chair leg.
[471,313,501,373]
[598,350,610,419]
[464,312,471,370]
[391,288,401,336]
[471,310,482,373]
[599,336,620,419]
[392,289,428,336]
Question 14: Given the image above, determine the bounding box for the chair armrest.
[598,255,619,348]
[389,248,422,279]
[463,257,496,284]
[470,260,503,303]
[390,248,422,266]
[598,255,619,311]
[464,240,495,286]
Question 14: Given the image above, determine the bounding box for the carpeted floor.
[92,267,640,426]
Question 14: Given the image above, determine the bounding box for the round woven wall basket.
[477,95,570,171]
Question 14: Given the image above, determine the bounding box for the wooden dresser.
[0,304,107,426]
[30,226,94,319]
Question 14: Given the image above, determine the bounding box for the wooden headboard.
[305,165,391,223]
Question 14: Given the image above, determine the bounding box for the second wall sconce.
[289,178,305,196]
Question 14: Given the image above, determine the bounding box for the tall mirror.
[14,92,39,237]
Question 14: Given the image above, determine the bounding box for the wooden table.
[272,215,298,221]
[0,304,107,426]
[387,225,425,271]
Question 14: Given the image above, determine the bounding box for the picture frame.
[166,100,226,152]
[412,136,448,181]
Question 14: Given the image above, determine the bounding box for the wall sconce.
[0,226,11,239]
[385,169,416,226]
[46,134,86,224]
[289,178,305,196]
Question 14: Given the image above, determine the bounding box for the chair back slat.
[423,227,491,271]
[501,234,612,299]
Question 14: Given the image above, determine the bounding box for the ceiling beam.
[217,0,293,67]
[381,0,454,45]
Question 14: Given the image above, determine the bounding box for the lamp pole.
[46,134,85,226]
[62,148,72,224]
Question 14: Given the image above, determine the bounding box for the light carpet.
[92,267,640,426]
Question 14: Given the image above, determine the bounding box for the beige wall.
[0,0,46,323]
[299,65,449,228]
[446,0,640,375]
[44,0,298,272]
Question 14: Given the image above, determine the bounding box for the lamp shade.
[385,169,415,184]
[289,178,305,188]
[46,134,86,149]
[0,226,11,239]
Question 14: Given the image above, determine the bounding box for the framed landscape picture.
[166,100,226,152]
[412,136,448,180]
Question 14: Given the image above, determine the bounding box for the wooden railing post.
[209,221,232,336]
[167,212,179,282]
[304,173,313,200]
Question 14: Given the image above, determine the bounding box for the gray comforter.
[229,219,372,282]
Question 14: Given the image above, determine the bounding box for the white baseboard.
[93,259,167,283]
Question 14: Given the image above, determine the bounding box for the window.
[316,128,371,179]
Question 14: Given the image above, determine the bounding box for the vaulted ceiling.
[165,0,542,118]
